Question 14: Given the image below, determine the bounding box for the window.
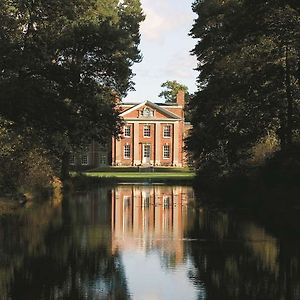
[69,154,75,165]
[100,154,107,165]
[163,125,171,138]
[144,125,151,137]
[143,144,151,158]
[124,144,131,159]
[81,153,88,165]
[124,125,131,137]
[163,195,171,208]
[142,192,150,207]
[123,196,131,208]
[163,145,170,159]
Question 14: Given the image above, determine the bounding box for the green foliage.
[0,0,144,181]
[159,80,189,103]
[188,0,300,177]
[0,119,56,194]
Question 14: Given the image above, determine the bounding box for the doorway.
[142,144,151,164]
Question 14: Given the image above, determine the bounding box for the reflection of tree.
[0,199,63,299]
[0,187,130,300]
[187,209,300,300]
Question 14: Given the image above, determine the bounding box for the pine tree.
[188,0,300,177]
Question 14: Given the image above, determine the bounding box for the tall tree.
[0,0,144,179]
[187,0,300,177]
[158,80,189,103]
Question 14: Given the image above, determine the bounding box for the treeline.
[187,0,300,181]
[0,0,144,194]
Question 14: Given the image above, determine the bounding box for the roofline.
[120,100,181,120]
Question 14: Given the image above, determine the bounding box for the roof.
[120,100,181,120]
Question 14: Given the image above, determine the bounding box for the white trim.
[124,125,131,137]
[122,119,180,122]
[81,153,89,165]
[142,144,151,164]
[124,144,131,159]
[143,125,151,137]
[163,145,170,159]
[163,125,171,138]
[120,100,181,120]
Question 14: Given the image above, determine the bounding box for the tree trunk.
[279,45,294,152]
[61,151,70,181]
[285,46,293,148]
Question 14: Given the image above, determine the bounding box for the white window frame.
[124,144,131,159]
[69,153,75,165]
[124,125,131,137]
[81,153,88,165]
[163,145,170,159]
[143,125,151,137]
[163,125,171,138]
[100,154,107,165]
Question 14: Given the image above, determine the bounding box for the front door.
[142,144,151,164]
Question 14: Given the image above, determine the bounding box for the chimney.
[176,90,185,106]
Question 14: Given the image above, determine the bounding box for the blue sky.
[124,0,198,103]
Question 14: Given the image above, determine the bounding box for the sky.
[124,0,198,103]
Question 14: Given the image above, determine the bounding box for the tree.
[0,0,145,179]
[158,80,189,103]
[187,0,300,177]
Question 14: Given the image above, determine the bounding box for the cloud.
[140,0,193,42]
[165,52,198,79]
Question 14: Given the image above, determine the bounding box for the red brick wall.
[112,102,187,167]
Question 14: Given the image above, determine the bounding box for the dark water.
[1,184,300,300]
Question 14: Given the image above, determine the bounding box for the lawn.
[79,167,195,182]
[85,166,193,173]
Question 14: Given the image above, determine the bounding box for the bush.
[0,121,57,196]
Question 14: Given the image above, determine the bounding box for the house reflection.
[111,185,195,265]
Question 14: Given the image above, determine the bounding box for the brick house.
[70,91,190,168]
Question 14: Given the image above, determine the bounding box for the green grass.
[71,166,196,183]
[78,170,195,183]
[86,172,194,178]
[86,166,193,173]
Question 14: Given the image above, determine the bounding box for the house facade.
[70,91,190,168]
[112,91,189,167]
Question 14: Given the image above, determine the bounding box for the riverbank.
[193,166,300,212]
[71,167,195,184]
[0,197,20,215]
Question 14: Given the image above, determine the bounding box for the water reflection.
[187,209,300,300]
[0,184,300,299]
[112,185,193,263]
[111,185,200,299]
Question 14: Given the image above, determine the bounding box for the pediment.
[120,101,181,120]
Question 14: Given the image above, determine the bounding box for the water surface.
[0,184,300,299]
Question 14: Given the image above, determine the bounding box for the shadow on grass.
[70,172,195,191]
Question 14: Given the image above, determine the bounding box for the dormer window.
[140,107,154,118]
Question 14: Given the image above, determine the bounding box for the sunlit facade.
[70,91,191,168]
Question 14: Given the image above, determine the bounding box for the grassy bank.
[71,167,195,184]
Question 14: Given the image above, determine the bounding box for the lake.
[0,184,300,299]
